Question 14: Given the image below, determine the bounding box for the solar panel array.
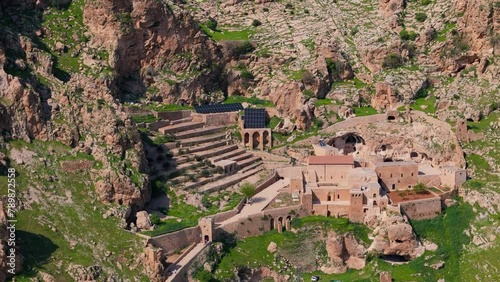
[194,103,243,114]
[243,108,266,128]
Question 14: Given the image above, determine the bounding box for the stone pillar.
[277,221,283,233]
[249,132,254,149]
[260,131,265,150]
[285,219,291,231]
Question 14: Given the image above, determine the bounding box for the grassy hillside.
[0,140,148,280]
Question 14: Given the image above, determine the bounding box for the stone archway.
[263,130,270,147]
[252,131,260,149]
[244,132,250,146]
[270,217,275,230]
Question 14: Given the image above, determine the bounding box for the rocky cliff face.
[83,0,224,103]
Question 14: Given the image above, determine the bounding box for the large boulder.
[136,211,152,230]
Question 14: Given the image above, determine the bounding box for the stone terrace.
[144,111,263,192]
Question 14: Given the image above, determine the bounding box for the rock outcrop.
[367,212,424,260]
[83,0,224,103]
[321,232,367,274]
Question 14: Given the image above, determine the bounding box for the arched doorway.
[270,217,275,230]
[252,132,260,149]
[243,132,250,146]
[204,235,210,243]
[263,130,270,147]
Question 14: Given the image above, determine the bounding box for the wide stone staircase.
[145,112,263,193]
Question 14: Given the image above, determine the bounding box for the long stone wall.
[155,110,192,121]
[191,112,239,126]
[215,205,309,240]
[399,197,441,220]
[256,171,279,193]
[148,226,201,255]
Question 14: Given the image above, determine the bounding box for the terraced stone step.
[228,152,253,162]
[179,133,227,147]
[199,166,264,193]
[172,139,230,156]
[210,148,247,163]
[236,156,261,170]
[158,122,204,135]
[175,126,226,139]
[239,160,262,174]
[194,144,239,160]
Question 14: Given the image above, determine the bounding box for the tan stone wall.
[312,204,350,217]
[155,110,192,120]
[349,192,364,223]
[215,206,309,240]
[309,164,353,186]
[399,197,441,220]
[440,168,467,188]
[418,174,441,187]
[255,171,280,193]
[148,226,201,255]
[191,112,239,126]
[375,164,419,191]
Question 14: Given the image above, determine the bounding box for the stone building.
[374,162,419,191]
[240,108,272,150]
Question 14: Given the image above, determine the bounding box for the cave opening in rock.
[387,115,396,120]
[380,254,410,263]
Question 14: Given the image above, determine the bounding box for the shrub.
[304,9,310,14]
[415,13,427,22]
[421,0,431,5]
[251,19,262,27]
[205,18,218,31]
[240,182,257,203]
[240,69,254,80]
[201,195,212,209]
[382,53,403,69]
[150,214,161,225]
[400,29,418,41]
[200,169,211,178]
[263,7,269,12]
[233,41,255,57]
[285,3,293,9]
[413,183,428,194]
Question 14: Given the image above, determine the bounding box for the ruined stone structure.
[241,128,272,150]
[240,108,272,150]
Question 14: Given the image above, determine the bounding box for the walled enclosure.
[148,226,201,255]
[399,197,442,220]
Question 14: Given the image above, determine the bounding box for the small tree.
[413,183,428,194]
[150,214,161,225]
[415,13,427,22]
[251,19,262,27]
[240,182,257,204]
[382,53,403,69]
[205,18,218,31]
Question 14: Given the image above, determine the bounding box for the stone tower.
[456,119,469,142]
[349,189,364,223]
[199,217,215,243]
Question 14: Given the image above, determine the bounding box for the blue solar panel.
[194,103,243,114]
[243,108,266,128]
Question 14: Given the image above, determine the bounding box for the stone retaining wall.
[399,197,441,220]
[148,226,201,255]
[155,110,192,121]
[191,112,239,126]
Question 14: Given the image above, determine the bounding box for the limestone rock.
[136,211,152,230]
[267,242,277,253]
